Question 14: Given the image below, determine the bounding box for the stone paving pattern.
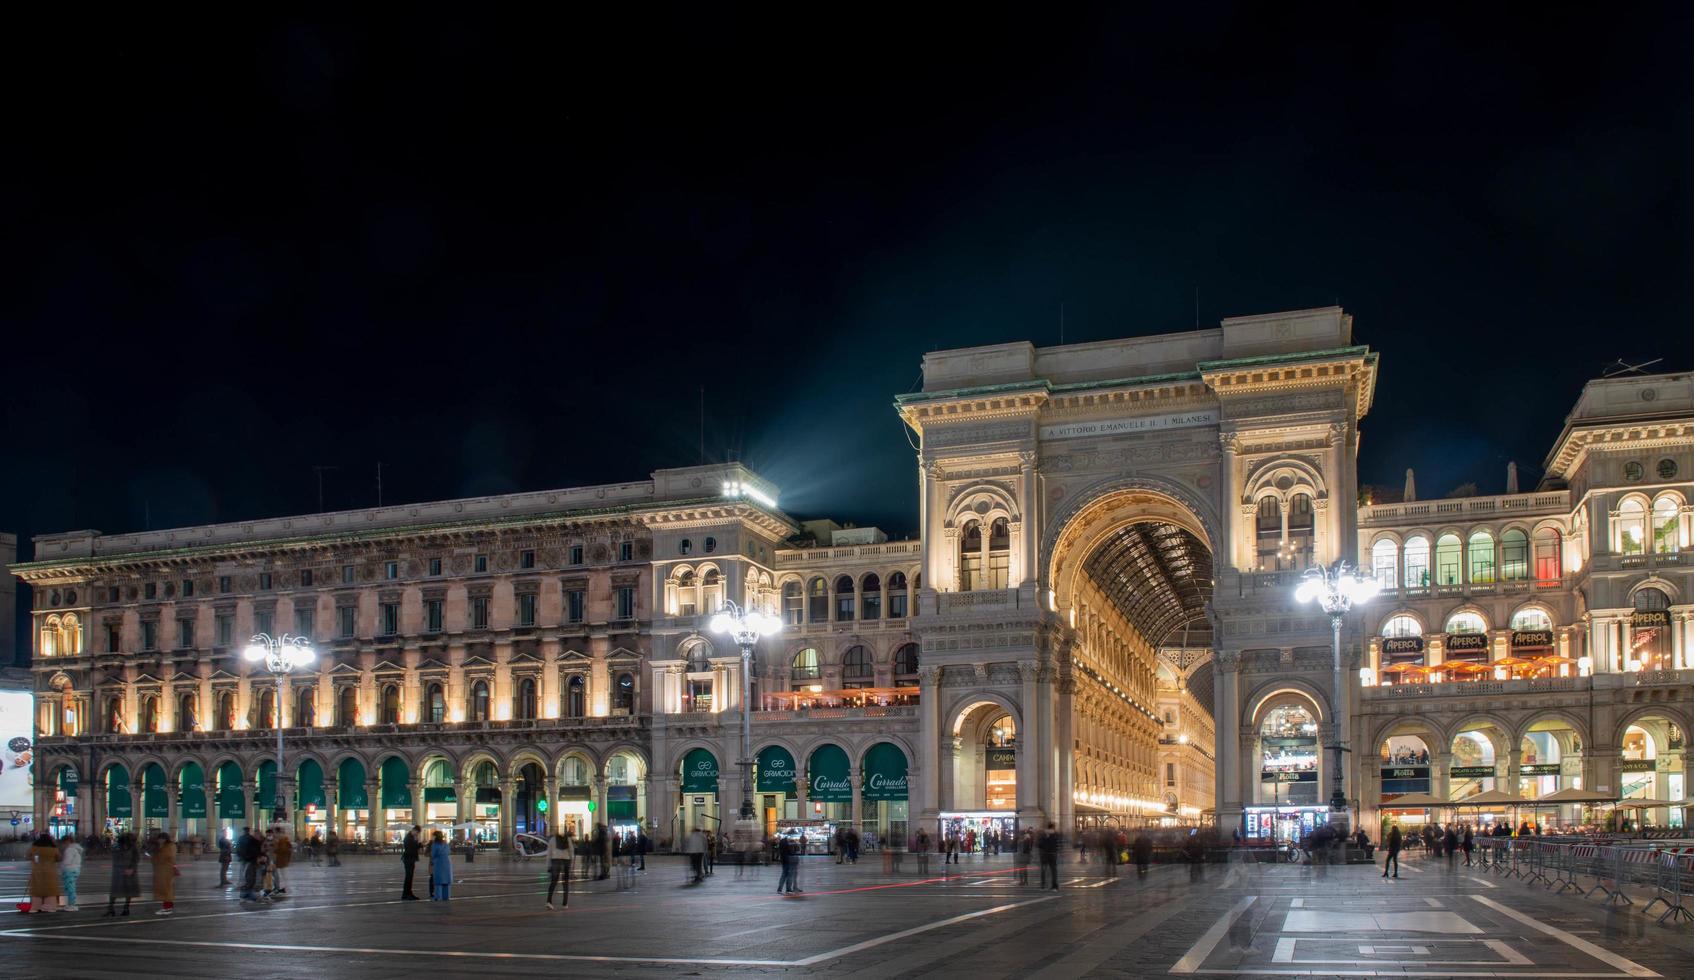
[2,848,1692,978]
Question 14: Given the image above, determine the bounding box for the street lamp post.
[1295,561,1378,830]
[243,633,317,827]
[710,600,781,828]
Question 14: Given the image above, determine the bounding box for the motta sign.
[1265,771,1316,783]
[1511,630,1554,649]
[1381,767,1429,779]
[1039,410,1219,442]
[1449,766,1496,779]
[1445,633,1490,653]
[1382,636,1425,656]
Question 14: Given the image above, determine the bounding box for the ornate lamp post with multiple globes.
[710,600,781,827]
[1295,561,1378,829]
[244,633,317,825]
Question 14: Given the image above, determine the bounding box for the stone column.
[1016,662,1040,821]
[593,775,607,830]
[1056,668,1075,834]
[409,778,425,831]
[1213,651,1242,830]
[364,779,380,842]
[541,637,561,717]
[493,640,514,719]
[850,763,863,832]
[543,776,559,835]
[324,779,339,839]
[498,778,517,845]
[917,666,942,821]
[1434,752,1452,805]
[454,778,470,832]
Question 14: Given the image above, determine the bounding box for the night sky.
[6,9,1694,591]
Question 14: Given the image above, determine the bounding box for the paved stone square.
[3,850,1692,977]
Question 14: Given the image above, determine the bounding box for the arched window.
[106,696,125,734]
[1381,614,1422,638]
[807,578,828,623]
[567,675,586,717]
[987,518,1011,589]
[336,687,357,727]
[1533,528,1562,581]
[677,570,697,617]
[1287,493,1315,567]
[218,691,236,731]
[861,574,882,620]
[516,677,537,720]
[888,571,909,618]
[426,683,445,724]
[612,672,635,714]
[140,696,159,733]
[959,521,983,590]
[296,688,315,727]
[701,568,723,613]
[791,648,821,685]
[257,689,276,729]
[686,643,711,673]
[1434,533,1463,586]
[893,643,919,681]
[1404,535,1431,589]
[1371,538,1398,589]
[1501,529,1529,581]
[61,614,81,655]
[39,618,58,658]
[1467,530,1495,584]
[834,575,856,621]
[782,581,803,626]
[177,692,197,731]
[1445,611,1488,634]
[841,645,872,688]
[471,680,490,722]
[1652,495,1681,554]
[1255,497,1283,570]
[1617,498,1647,555]
[1633,588,1672,670]
[381,684,400,724]
[1509,607,1553,631]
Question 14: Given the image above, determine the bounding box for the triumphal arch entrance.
[896,307,1375,836]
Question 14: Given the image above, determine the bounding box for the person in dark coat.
[1131,831,1153,879]
[1039,823,1063,889]
[1382,824,1402,879]
[236,827,263,901]
[1461,825,1475,866]
[217,832,233,886]
[105,832,141,916]
[1443,825,1459,867]
[401,826,422,900]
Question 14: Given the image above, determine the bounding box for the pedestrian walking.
[273,829,292,895]
[776,834,802,893]
[1462,825,1474,866]
[401,826,422,900]
[846,828,860,864]
[326,828,341,866]
[28,832,64,913]
[545,827,573,909]
[60,834,84,911]
[237,826,263,901]
[105,832,141,916]
[1443,825,1458,868]
[150,832,178,915]
[217,832,233,886]
[1018,828,1033,885]
[915,828,931,875]
[593,823,610,880]
[1184,832,1205,882]
[1382,824,1401,879]
[636,827,649,871]
[1038,823,1061,890]
[428,830,453,901]
[1132,831,1152,879]
[684,827,706,883]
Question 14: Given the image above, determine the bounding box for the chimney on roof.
[1403,468,1417,502]
[1506,461,1520,495]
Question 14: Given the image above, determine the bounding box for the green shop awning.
[106,765,133,819]
[179,762,207,819]
[808,744,852,803]
[142,764,168,818]
[756,746,797,794]
[862,742,909,801]
[681,748,718,794]
[380,757,412,809]
[424,786,456,804]
[256,760,277,807]
[338,759,368,810]
[297,760,326,809]
[607,784,636,821]
[217,762,246,819]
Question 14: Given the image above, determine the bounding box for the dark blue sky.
[5,6,1693,569]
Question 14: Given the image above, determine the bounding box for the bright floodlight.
[710,600,780,645]
[245,633,316,672]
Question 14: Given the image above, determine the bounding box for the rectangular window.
[218,576,231,594]
[429,558,442,577]
[520,549,536,569]
[296,607,315,638]
[144,582,157,600]
[615,587,635,621]
[566,590,585,624]
[517,593,537,627]
[619,542,633,562]
[380,603,399,636]
[470,596,490,629]
[300,569,313,588]
[569,545,583,566]
[890,590,908,619]
[108,586,120,604]
[177,619,194,649]
[342,564,355,584]
[182,579,195,598]
[425,599,444,632]
[1166,762,1176,787]
[106,624,121,652]
[337,606,356,638]
[259,573,273,591]
[474,554,488,573]
[141,621,157,651]
[255,610,273,635]
[216,614,233,647]
[385,561,399,580]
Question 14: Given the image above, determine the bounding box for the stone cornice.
[1543,418,1694,481]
